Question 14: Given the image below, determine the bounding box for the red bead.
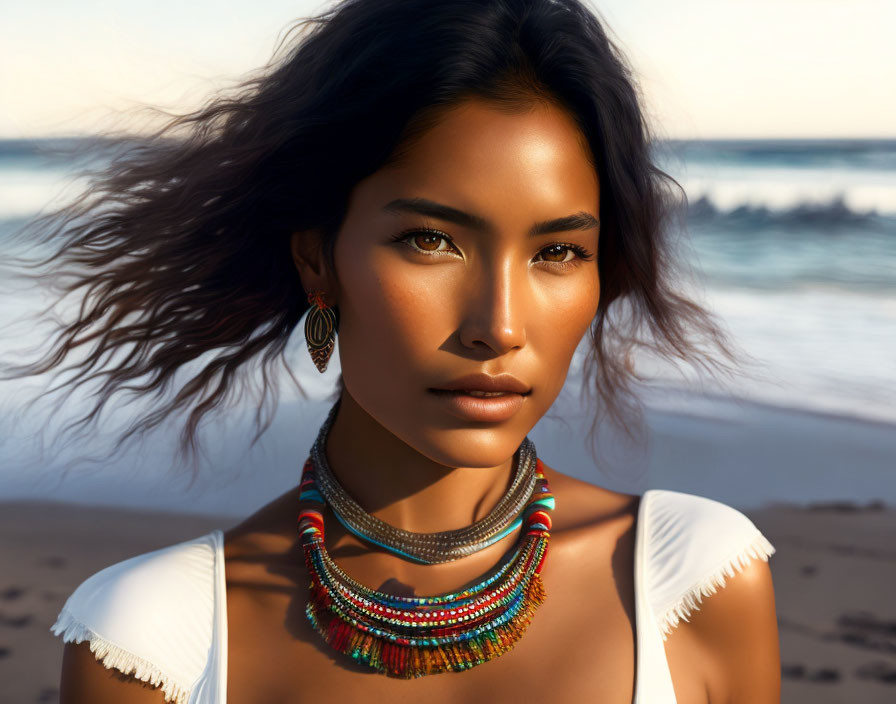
[527,510,552,529]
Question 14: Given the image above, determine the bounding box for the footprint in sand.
[36,686,58,702]
[781,663,807,679]
[856,661,896,685]
[799,564,818,577]
[838,611,896,635]
[807,667,841,683]
[0,586,26,601]
[0,646,10,659]
[38,556,66,569]
[836,611,896,653]
[0,613,34,628]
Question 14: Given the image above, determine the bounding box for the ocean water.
[0,137,893,512]
[643,139,896,423]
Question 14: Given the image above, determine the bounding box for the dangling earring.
[304,290,337,373]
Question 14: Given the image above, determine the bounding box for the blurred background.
[1,1,894,702]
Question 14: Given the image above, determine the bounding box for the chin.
[405,417,533,468]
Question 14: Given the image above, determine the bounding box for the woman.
[7,0,779,701]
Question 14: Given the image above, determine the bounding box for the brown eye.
[413,232,448,252]
[391,229,458,256]
[534,242,596,271]
[539,244,574,263]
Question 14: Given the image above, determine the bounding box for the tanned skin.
[60,98,780,703]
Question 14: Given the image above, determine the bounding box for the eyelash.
[390,227,596,271]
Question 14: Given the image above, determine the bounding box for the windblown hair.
[2,0,746,481]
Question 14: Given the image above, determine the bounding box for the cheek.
[529,272,600,370]
[336,248,458,387]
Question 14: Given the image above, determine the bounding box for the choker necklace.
[297,452,555,678]
[309,399,538,564]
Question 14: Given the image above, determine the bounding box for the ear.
[290,229,336,304]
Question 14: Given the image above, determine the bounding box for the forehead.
[358,98,600,221]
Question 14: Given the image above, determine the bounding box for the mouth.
[428,389,530,398]
[426,388,529,422]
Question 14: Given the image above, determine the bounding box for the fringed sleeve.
[643,490,776,641]
[50,533,219,703]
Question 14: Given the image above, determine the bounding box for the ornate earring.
[304,290,337,373]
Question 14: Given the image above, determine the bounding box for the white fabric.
[50,489,776,703]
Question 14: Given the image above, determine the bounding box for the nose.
[458,262,527,355]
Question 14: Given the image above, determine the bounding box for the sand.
[1,497,895,703]
[750,500,896,702]
[0,502,228,704]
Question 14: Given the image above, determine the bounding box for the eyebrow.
[382,197,600,237]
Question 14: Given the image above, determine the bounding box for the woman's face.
[309,97,600,468]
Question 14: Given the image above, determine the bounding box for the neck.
[322,390,517,535]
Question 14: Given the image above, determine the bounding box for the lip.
[430,373,532,395]
[428,388,527,422]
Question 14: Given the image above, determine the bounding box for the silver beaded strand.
[308,399,538,564]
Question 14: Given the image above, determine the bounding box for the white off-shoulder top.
[50,489,776,703]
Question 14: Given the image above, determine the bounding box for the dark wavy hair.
[1,0,747,483]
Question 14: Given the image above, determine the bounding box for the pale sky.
[2,0,893,139]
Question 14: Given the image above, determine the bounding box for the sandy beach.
[2,495,894,703]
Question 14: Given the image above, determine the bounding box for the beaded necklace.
[308,400,539,564]
[297,454,555,678]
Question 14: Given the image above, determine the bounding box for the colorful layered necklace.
[296,429,555,678]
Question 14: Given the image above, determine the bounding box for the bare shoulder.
[535,461,641,592]
[60,641,168,704]
[222,484,306,610]
[538,461,640,531]
[673,555,781,703]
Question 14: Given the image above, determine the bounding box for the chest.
[226,538,640,704]
[222,506,712,704]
